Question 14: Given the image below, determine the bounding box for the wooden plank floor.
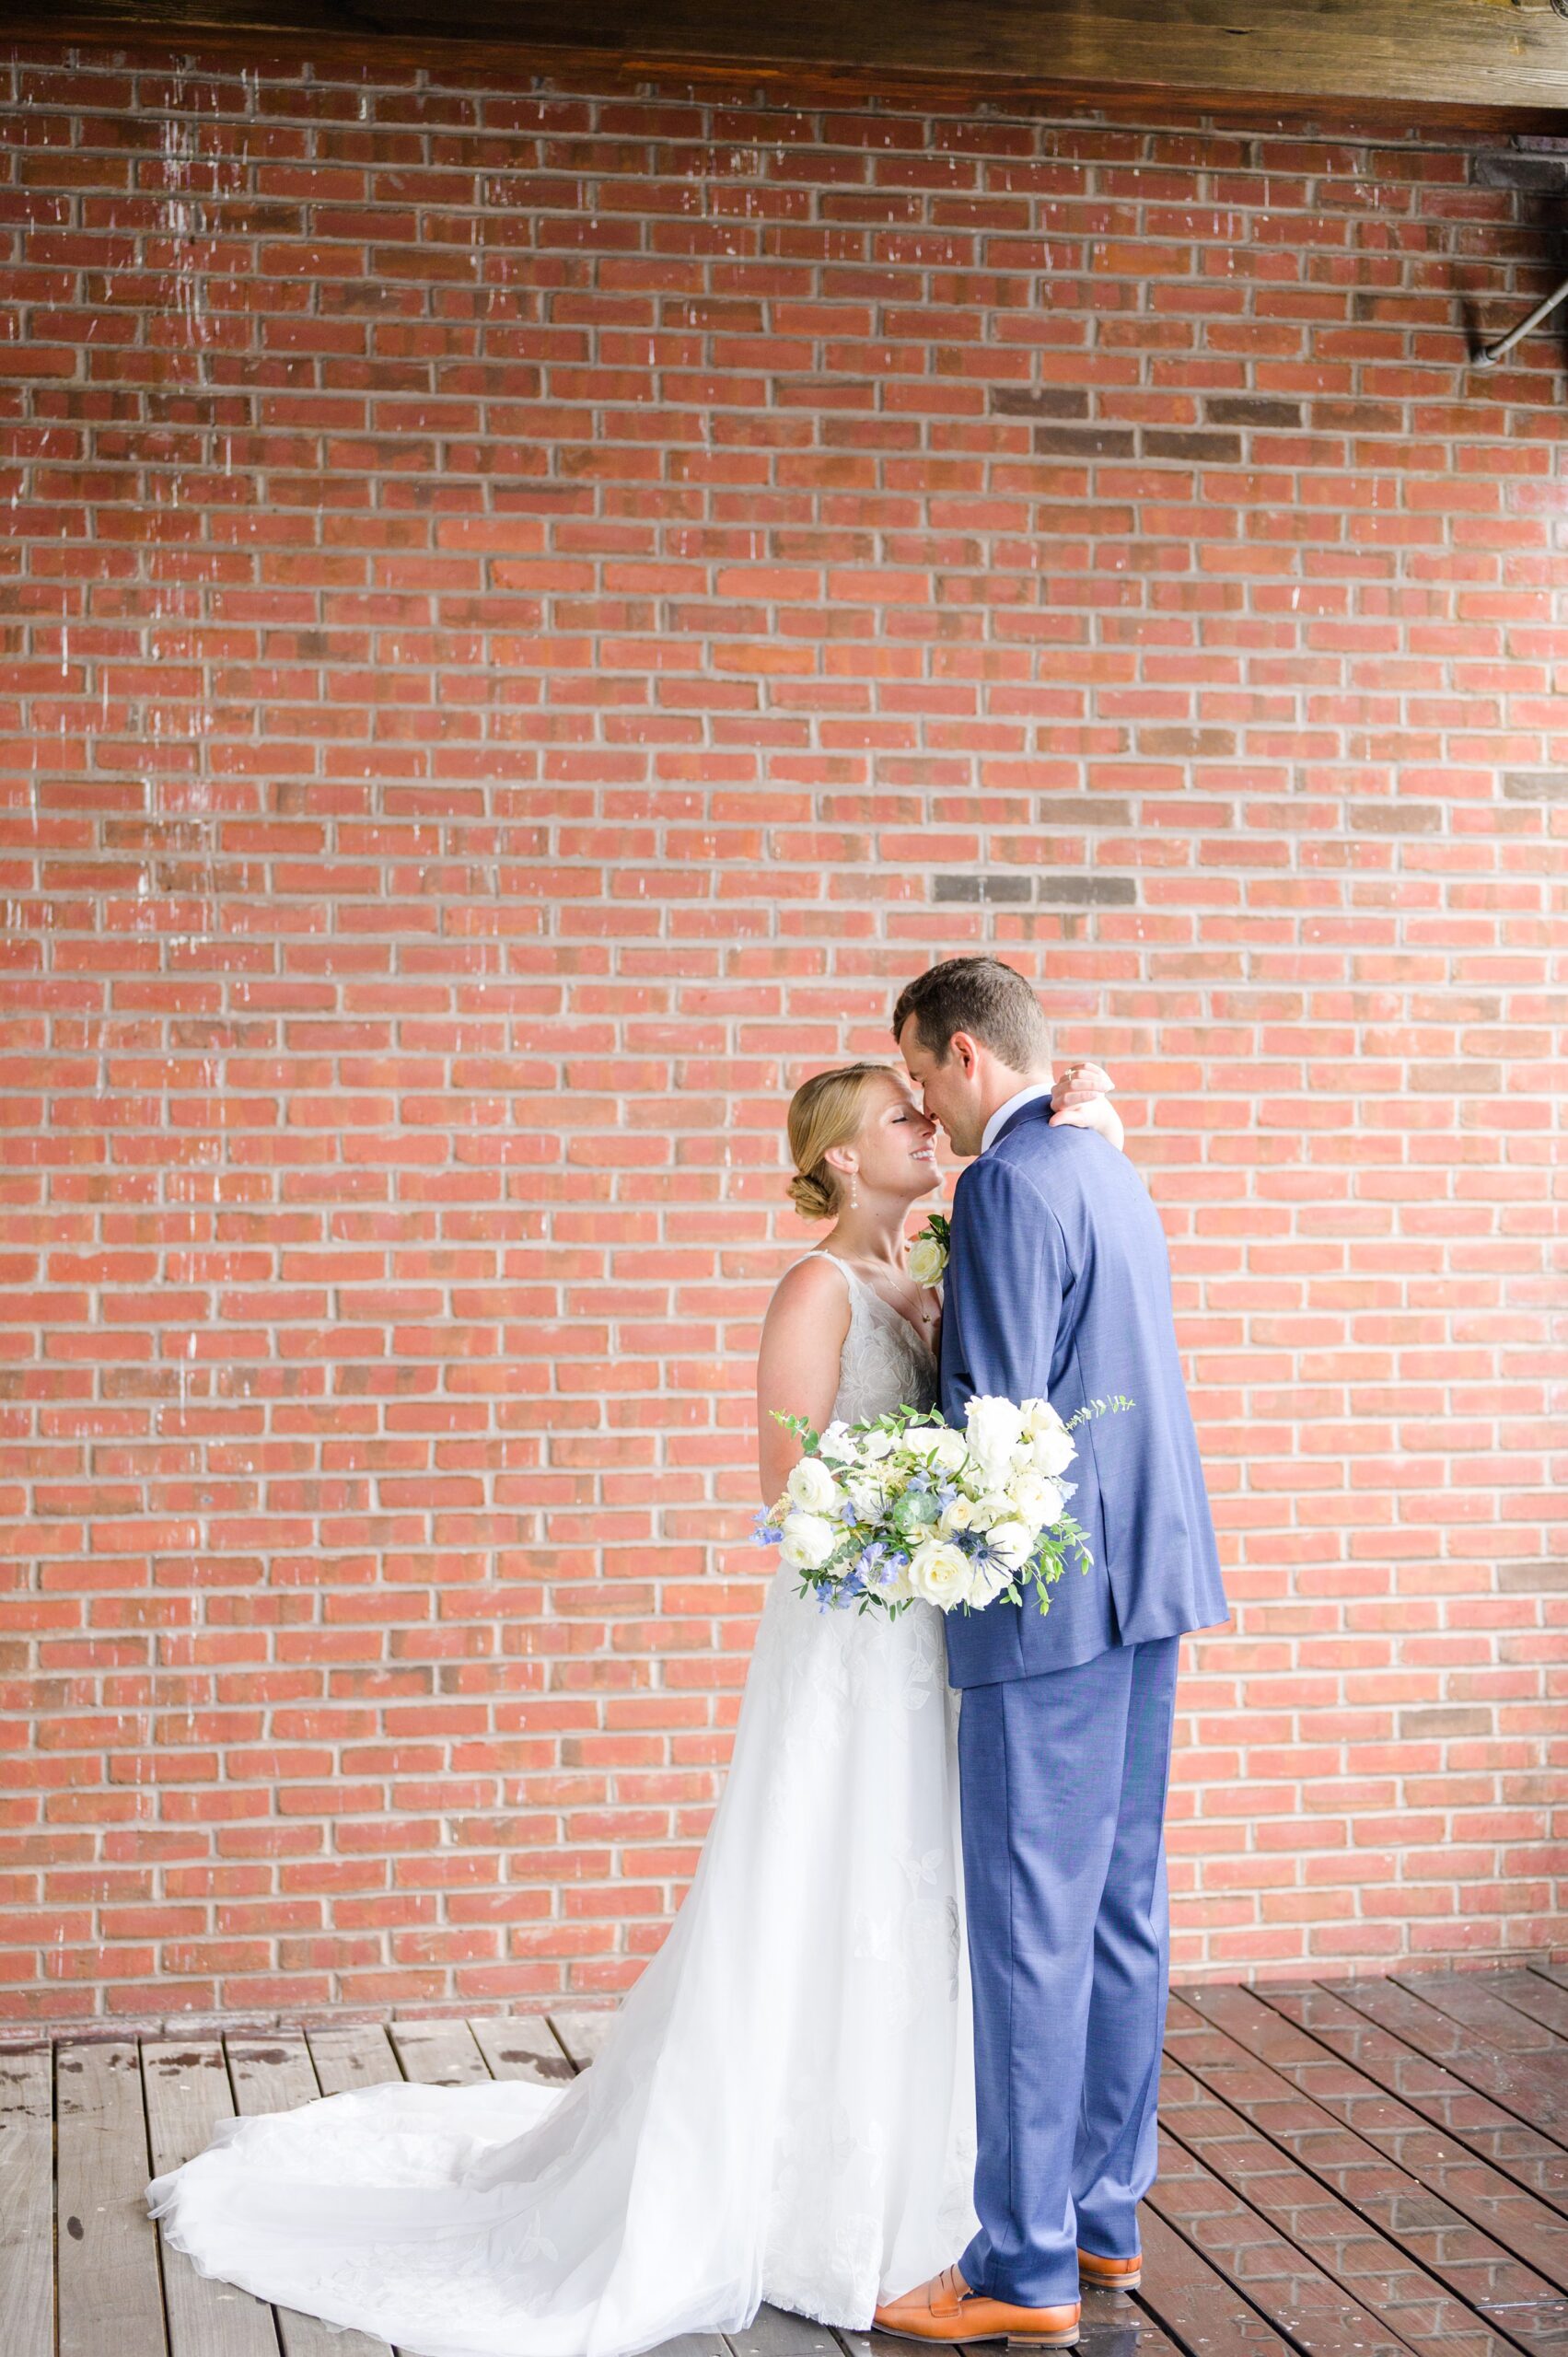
[5,1962,1565,2357]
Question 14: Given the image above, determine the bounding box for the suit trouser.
[957,1635,1179,2308]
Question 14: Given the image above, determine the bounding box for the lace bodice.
[791,1251,940,1425]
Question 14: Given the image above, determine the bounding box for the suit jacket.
[938,1099,1227,1688]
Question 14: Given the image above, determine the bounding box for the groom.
[877,958,1227,2351]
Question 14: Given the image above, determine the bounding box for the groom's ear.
[947,1029,981,1079]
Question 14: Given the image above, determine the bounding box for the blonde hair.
[785,1062,893,1220]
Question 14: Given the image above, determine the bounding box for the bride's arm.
[755,1257,853,1503]
[1049,1058,1124,1153]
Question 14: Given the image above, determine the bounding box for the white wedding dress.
[148,1254,978,2357]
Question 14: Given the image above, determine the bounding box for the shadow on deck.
[5,1963,1567,2357]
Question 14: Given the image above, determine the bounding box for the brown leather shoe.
[874,2262,1080,2349]
[1078,2247,1142,2292]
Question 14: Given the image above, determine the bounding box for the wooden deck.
[4,1964,1566,2357]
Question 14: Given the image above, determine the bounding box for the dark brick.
[991,387,1091,419]
[1032,424,1135,458]
[1142,428,1243,464]
[1398,1707,1494,1740]
[1058,799,1132,828]
[1348,801,1443,833]
[1502,772,1568,801]
[932,873,1031,904]
[1500,1562,1568,1593]
[1204,396,1305,428]
[1037,876,1137,906]
[1473,152,1568,191]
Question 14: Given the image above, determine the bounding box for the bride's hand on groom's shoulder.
[1050,1062,1125,1153]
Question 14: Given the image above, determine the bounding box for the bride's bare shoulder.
[763,1252,853,1331]
[756,1254,854,1489]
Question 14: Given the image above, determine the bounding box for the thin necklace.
[839,1253,939,1341]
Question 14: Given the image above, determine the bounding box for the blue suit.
[938,1100,1226,2303]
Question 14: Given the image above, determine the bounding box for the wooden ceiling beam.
[12,0,1568,128]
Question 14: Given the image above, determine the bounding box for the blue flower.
[854,1541,890,1588]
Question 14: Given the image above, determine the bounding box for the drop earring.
[849,1173,859,1210]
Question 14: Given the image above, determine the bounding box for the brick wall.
[2,42,1563,2023]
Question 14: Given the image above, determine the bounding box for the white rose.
[970,1491,1011,1531]
[786,1456,841,1514]
[901,1423,948,1460]
[860,1428,895,1462]
[968,1557,1015,1608]
[847,1478,887,1521]
[930,1428,969,1475]
[817,1420,854,1463]
[1028,1426,1075,1478]
[1006,1470,1065,1534]
[780,1512,840,1572]
[1021,1399,1076,1476]
[939,1494,976,1536]
[986,1518,1035,1573]
[906,1538,973,1610]
[965,1395,1026,1481]
[907,1234,947,1287]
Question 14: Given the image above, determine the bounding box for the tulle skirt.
[147,1572,979,2357]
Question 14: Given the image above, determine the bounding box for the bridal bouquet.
[755,1391,1132,1619]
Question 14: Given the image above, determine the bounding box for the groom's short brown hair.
[891,957,1050,1070]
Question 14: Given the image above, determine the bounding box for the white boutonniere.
[907,1212,949,1287]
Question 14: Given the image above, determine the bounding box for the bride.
[147,1056,1121,2357]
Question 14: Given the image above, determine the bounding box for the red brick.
[0,55,1559,2025]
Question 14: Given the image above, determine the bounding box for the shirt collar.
[980,1081,1054,1155]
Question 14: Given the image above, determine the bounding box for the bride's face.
[830,1079,941,1205]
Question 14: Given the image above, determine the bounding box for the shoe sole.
[1080,2271,1141,2292]
[874,2332,1078,2351]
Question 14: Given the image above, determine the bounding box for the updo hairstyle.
[785,1062,891,1221]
